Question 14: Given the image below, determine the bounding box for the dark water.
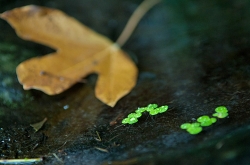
[0,0,250,164]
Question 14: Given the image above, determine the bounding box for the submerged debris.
[94,147,109,153]
[0,126,47,159]
[30,118,47,132]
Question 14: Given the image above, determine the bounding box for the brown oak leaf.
[0,5,138,107]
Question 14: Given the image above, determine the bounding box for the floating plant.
[197,115,217,126]
[181,106,228,135]
[122,104,168,124]
[213,106,228,118]
[180,123,202,135]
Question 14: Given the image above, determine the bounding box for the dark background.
[0,0,250,164]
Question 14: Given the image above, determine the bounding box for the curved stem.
[116,0,161,47]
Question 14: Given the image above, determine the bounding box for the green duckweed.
[197,115,217,126]
[213,106,228,118]
[122,104,169,124]
[180,123,202,134]
[135,107,147,113]
[122,117,138,124]
[187,126,202,135]
[181,106,229,135]
[128,113,142,118]
[146,104,158,112]
[149,109,159,115]
[180,123,192,129]
[215,106,228,113]
[159,106,169,112]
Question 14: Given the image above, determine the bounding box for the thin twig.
[95,131,102,141]
[53,153,64,163]
[116,0,161,47]
[94,147,109,153]
[108,134,120,142]
[55,141,67,151]
[114,124,124,129]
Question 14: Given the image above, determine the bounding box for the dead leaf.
[30,117,47,132]
[0,5,138,107]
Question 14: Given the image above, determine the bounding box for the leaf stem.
[116,0,161,47]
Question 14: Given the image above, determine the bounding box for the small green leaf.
[147,104,158,109]
[187,126,202,135]
[213,112,228,118]
[157,105,168,113]
[122,118,130,124]
[122,104,168,124]
[180,123,191,129]
[215,106,228,113]
[122,117,138,124]
[135,107,147,113]
[197,115,210,122]
[181,122,202,134]
[149,110,159,115]
[146,104,158,112]
[197,115,216,126]
[128,117,138,124]
[190,122,201,127]
[128,113,142,118]
[199,121,212,127]
[211,118,217,123]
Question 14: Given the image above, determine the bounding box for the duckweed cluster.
[180,123,202,135]
[197,115,217,126]
[122,104,168,124]
[181,106,228,135]
[213,106,228,118]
